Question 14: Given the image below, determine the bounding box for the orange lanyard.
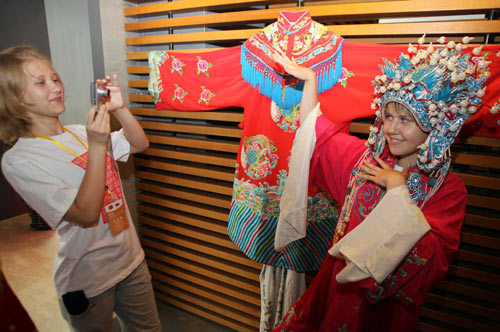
[34,128,113,195]
[34,127,88,163]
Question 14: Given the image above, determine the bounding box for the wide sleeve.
[1,156,77,228]
[362,173,467,306]
[274,103,322,250]
[309,115,366,203]
[149,46,252,111]
[329,185,431,284]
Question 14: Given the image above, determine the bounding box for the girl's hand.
[86,105,110,146]
[96,74,124,112]
[271,51,316,82]
[359,156,408,190]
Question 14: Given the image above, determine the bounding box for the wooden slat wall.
[123,1,500,331]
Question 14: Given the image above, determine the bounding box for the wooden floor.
[0,214,235,332]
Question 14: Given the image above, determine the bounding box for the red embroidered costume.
[273,115,466,331]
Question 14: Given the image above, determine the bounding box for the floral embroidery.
[172,84,188,103]
[270,102,300,133]
[339,325,350,332]
[405,247,428,267]
[198,86,215,105]
[352,183,384,221]
[240,135,279,180]
[394,289,414,304]
[407,172,426,203]
[232,169,337,223]
[339,67,355,88]
[170,55,185,75]
[368,247,429,303]
[196,56,212,76]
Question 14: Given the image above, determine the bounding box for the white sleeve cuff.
[274,102,321,251]
[329,185,430,284]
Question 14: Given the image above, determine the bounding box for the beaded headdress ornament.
[367,35,491,185]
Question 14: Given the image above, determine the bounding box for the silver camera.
[90,82,110,108]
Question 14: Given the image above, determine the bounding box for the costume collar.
[276,10,313,36]
[241,10,344,110]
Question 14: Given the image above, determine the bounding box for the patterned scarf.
[332,146,438,246]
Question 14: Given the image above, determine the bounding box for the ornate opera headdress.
[366,35,491,190]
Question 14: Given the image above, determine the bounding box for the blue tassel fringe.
[241,40,344,110]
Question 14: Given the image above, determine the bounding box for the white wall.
[44,0,94,126]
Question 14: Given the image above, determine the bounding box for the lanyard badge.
[34,128,129,235]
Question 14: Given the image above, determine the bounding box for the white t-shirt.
[1,125,144,298]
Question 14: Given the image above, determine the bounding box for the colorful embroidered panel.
[241,10,344,110]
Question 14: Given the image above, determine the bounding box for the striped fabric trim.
[228,201,336,272]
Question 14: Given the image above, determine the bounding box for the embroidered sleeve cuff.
[329,185,430,284]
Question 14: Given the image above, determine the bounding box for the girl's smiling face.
[382,102,428,167]
[22,59,65,120]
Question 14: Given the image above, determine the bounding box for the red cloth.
[272,116,466,332]
[0,275,37,332]
[152,42,500,138]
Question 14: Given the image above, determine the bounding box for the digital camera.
[90,81,110,108]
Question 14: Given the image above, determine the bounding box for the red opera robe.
[272,116,467,332]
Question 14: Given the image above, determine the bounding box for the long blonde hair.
[0,45,53,143]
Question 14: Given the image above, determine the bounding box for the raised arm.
[272,52,318,123]
[101,74,149,154]
[63,106,109,225]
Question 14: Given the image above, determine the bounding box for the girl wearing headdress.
[271,36,490,332]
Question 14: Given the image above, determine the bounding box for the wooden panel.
[139,121,242,138]
[453,249,500,268]
[126,20,500,46]
[135,158,235,182]
[141,227,261,280]
[464,214,500,231]
[433,280,500,304]
[132,107,243,122]
[140,148,236,168]
[466,194,500,210]
[455,172,500,190]
[136,182,231,208]
[447,265,500,286]
[425,293,499,320]
[143,243,261,292]
[137,193,230,222]
[151,271,261,313]
[145,135,239,153]
[138,205,229,235]
[124,0,290,16]
[452,153,500,168]
[124,4,497,31]
[124,0,499,20]
[420,307,496,331]
[148,263,260,306]
[135,170,233,195]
